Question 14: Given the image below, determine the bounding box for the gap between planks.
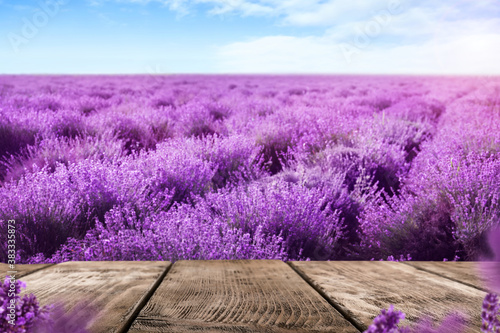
[117,262,174,333]
[287,262,365,332]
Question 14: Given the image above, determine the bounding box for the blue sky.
[1,0,499,74]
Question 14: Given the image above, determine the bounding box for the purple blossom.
[0,276,51,333]
[364,305,406,333]
[481,293,500,333]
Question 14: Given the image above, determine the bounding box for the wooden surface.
[0,263,53,280]
[1,261,493,332]
[129,260,358,332]
[20,261,170,333]
[290,261,487,332]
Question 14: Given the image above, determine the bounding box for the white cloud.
[216,35,342,73]
[216,32,500,74]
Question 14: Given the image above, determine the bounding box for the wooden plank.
[0,264,52,280]
[290,261,486,333]
[129,260,359,332]
[405,261,500,291]
[20,261,170,333]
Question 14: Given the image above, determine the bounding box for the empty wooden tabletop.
[2,261,493,332]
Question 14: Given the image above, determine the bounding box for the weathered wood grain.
[129,260,359,332]
[290,261,486,332]
[0,263,52,280]
[20,261,170,333]
[405,261,500,291]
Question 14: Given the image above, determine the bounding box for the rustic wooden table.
[1,261,497,332]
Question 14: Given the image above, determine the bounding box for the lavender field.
[0,75,499,264]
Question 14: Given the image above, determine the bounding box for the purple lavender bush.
[0,75,499,263]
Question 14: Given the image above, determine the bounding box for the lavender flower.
[364,305,406,333]
[0,276,51,333]
[481,293,500,333]
[1,276,97,333]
